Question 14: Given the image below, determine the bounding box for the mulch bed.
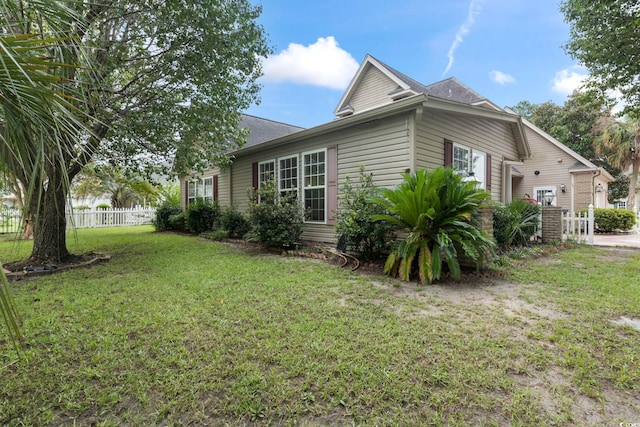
[2,252,111,281]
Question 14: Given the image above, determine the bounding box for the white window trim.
[302,148,327,224]
[278,154,299,196]
[534,186,557,206]
[453,143,470,173]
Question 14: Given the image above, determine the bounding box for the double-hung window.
[188,177,214,204]
[303,149,326,223]
[453,143,486,189]
[258,160,276,187]
[278,155,298,198]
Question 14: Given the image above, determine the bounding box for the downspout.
[592,168,601,208]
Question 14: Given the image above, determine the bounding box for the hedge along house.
[509,114,614,212]
[180,54,532,243]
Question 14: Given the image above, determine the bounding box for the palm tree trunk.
[628,157,640,213]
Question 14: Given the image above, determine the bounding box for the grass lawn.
[1,226,639,426]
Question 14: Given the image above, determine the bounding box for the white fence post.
[587,204,594,245]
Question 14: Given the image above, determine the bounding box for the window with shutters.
[188,177,214,204]
[252,148,333,224]
[452,142,487,189]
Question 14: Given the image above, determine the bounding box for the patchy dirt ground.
[364,246,640,426]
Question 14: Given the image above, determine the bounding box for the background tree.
[73,165,159,208]
[593,115,640,211]
[1,0,270,263]
[561,0,640,116]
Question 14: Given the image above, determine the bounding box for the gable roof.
[239,114,304,149]
[334,54,501,117]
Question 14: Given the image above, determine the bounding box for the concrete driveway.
[593,232,640,248]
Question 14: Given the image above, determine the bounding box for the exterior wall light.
[560,183,566,193]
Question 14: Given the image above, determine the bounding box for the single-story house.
[509,115,614,211]
[181,54,535,243]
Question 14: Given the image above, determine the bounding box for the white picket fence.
[0,207,156,234]
[68,207,156,229]
[562,204,594,245]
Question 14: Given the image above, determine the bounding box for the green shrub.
[579,208,636,232]
[219,205,252,239]
[202,229,229,241]
[185,199,218,234]
[154,201,182,232]
[74,205,91,211]
[248,180,304,248]
[96,203,111,210]
[335,166,395,261]
[168,212,187,231]
[493,199,541,248]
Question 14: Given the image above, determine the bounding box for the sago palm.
[372,167,495,285]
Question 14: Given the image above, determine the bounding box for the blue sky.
[245,0,588,128]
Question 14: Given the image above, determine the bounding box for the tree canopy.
[0,0,270,262]
[561,0,640,115]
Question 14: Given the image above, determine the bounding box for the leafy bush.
[185,198,218,234]
[96,203,111,210]
[579,208,636,232]
[219,205,252,239]
[202,229,229,241]
[248,179,303,248]
[335,167,395,261]
[493,199,541,248]
[372,167,495,285]
[154,201,182,232]
[168,212,186,231]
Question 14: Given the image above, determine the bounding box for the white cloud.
[552,66,589,96]
[553,66,627,114]
[442,0,484,77]
[489,70,515,85]
[261,36,359,90]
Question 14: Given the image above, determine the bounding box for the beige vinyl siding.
[573,172,594,210]
[349,66,399,114]
[513,127,580,210]
[227,114,411,243]
[179,177,187,210]
[414,110,518,202]
[336,114,411,188]
[217,169,231,207]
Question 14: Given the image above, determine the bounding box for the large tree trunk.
[29,175,71,263]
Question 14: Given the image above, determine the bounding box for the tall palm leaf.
[594,116,640,211]
[372,167,495,285]
[0,2,93,353]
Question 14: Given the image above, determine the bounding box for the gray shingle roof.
[373,56,491,106]
[239,114,304,148]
